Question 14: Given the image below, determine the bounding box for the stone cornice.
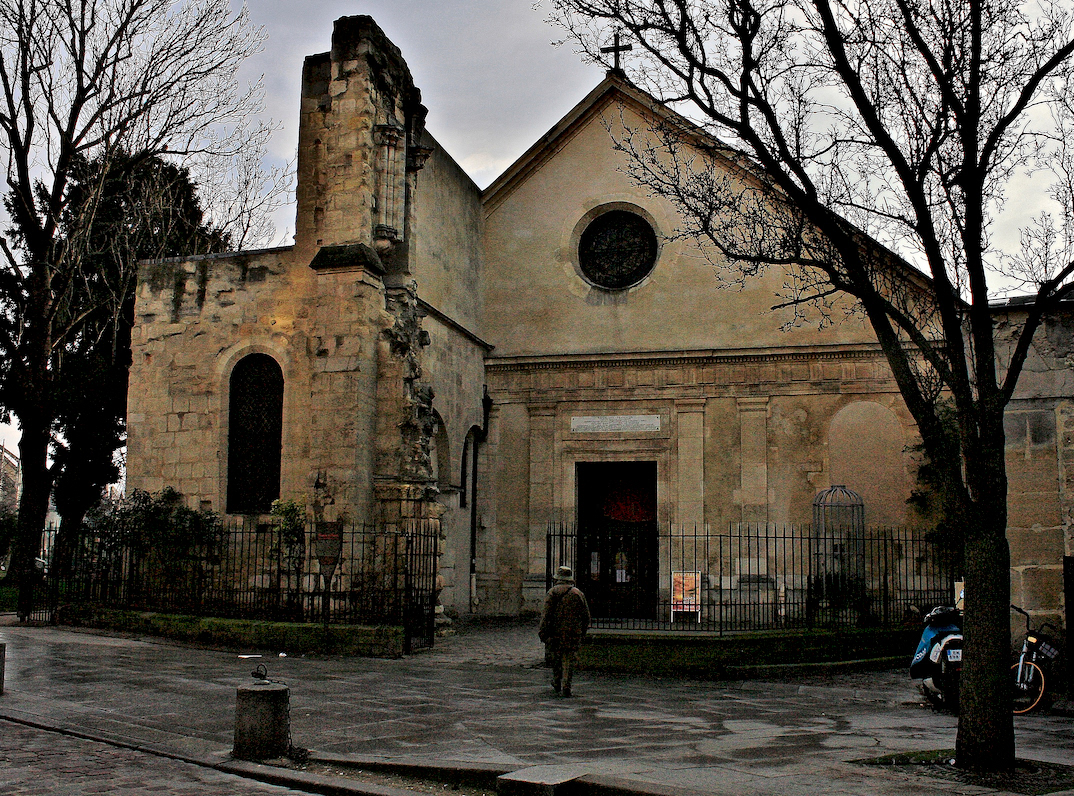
[485,343,888,372]
[309,242,385,275]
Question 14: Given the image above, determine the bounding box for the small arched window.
[227,353,283,514]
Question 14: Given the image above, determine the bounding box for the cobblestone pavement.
[0,719,297,795]
[422,618,545,668]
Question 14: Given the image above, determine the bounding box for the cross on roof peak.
[600,30,633,73]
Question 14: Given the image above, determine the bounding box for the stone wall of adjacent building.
[1000,307,1074,629]
[126,247,393,523]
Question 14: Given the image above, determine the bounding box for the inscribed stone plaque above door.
[571,415,661,433]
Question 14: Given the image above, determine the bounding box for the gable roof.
[481,71,937,299]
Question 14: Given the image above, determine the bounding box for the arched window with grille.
[227,353,283,514]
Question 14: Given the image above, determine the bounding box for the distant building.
[0,442,20,515]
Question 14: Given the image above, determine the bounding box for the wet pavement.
[0,719,298,796]
[1,615,1073,795]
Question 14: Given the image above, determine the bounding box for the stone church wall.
[420,313,489,612]
[999,307,1074,628]
[411,137,484,333]
[123,15,1072,627]
[404,132,488,613]
[481,97,879,360]
[477,85,923,614]
[481,348,920,614]
[128,16,480,570]
[127,247,304,506]
[126,246,392,524]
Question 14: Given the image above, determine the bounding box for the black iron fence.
[547,521,953,632]
[36,518,440,651]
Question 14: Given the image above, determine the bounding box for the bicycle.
[1010,604,1061,714]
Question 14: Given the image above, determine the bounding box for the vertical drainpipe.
[469,386,493,612]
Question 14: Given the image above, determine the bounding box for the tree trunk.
[53,453,114,580]
[12,417,53,619]
[955,456,1015,770]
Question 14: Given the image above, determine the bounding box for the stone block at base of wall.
[54,607,404,658]
[1014,566,1066,613]
[577,627,919,680]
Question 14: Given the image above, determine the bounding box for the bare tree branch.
[0,0,265,629]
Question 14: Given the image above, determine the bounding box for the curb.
[1050,700,1074,718]
[723,655,905,679]
[307,753,715,796]
[497,766,710,796]
[0,708,715,796]
[575,774,715,796]
[310,752,512,789]
[218,759,419,796]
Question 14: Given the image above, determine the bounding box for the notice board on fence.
[672,570,702,616]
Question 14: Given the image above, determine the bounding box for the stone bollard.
[233,680,289,760]
[0,642,5,695]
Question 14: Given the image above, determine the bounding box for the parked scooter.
[910,605,963,712]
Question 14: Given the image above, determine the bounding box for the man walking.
[539,565,591,697]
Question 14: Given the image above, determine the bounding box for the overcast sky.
[240,2,1050,254]
[241,0,605,240]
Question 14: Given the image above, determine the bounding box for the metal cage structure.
[811,485,867,612]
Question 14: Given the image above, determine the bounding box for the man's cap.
[554,565,574,583]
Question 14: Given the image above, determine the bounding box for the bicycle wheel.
[1011,661,1046,714]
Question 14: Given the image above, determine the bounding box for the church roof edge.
[481,73,646,212]
[420,129,481,194]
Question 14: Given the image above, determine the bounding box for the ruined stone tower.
[126,16,450,532]
[295,15,430,273]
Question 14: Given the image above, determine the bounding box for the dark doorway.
[576,461,659,619]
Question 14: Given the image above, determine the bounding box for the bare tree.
[548,0,1074,771]
[192,138,293,251]
[0,0,266,619]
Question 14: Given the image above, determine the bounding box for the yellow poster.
[672,571,701,611]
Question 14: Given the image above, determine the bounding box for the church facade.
[125,16,1071,626]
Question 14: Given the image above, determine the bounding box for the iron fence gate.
[26,518,441,650]
[403,525,438,653]
[547,521,954,632]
